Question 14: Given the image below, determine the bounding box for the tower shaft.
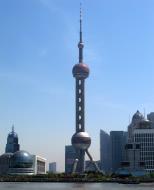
[76,79,85,132]
[75,78,85,172]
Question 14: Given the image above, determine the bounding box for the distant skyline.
[0,0,154,171]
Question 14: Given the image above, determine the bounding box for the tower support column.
[76,79,85,132]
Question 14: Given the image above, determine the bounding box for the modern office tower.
[49,162,56,173]
[5,125,20,153]
[110,131,127,172]
[100,130,111,173]
[65,145,77,173]
[147,112,154,128]
[71,6,99,173]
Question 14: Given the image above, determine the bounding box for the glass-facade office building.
[65,145,77,173]
[110,131,127,172]
[100,130,111,173]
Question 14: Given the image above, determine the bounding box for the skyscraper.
[5,125,20,153]
[147,112,154,128]
[110,131,127,172]
[128,110,144,142]
[65,145,77,173]
[71,6,99,173]
[100,130,111,173]
[128,111,154,173]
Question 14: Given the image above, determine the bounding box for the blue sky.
[0,0,154,171]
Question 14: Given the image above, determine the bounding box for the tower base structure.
[72,149,100,174]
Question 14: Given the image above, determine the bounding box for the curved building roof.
[0,153,13,158]
[132,110,144,123]
[11,150,33,168]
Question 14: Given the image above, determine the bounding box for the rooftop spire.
[12,124,14,133]
[80,3,82,43]
[78,3,84,63]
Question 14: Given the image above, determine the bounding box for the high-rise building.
[49,162,56,173]
[127,110,144,142]
[5,125,20,153]
[123,110,154,174]
[65,145,77,173]
[147,112,154,128]
[71,6,99,174]
[133,121,154,173]
[110,131,127,172]
[100,130,111,173]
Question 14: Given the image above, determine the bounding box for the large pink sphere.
[72,63,89,79]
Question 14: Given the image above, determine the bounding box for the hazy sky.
[0,0,154,171]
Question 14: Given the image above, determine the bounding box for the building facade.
[134,128,154,173]
[65,145,77,173]
[49,162,56,173]
[32,155,46,174]
[147,112,154,128]
[0,153,13,175]
[100,130,111,173]
[110,131,127,172]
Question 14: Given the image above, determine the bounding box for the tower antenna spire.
[144,108,146,118]
[78,3,84,63]
[80,3,82,42]
[12,124,14,133]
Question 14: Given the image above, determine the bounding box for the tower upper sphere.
[72,63,89,79]
[72,3,90,79]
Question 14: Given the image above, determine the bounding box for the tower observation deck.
[71,5,100,174]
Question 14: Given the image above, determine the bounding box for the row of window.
[135,133,154,138]
[135,138,154,143]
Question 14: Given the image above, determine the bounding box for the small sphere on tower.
[72,63,89,79]
[71,131,91,150]
[78,42,84,48]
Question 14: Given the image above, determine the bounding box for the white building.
[32,155,46,174]
[134,128,154,173]
[126,110,154,173]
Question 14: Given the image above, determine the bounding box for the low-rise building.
[32,155,46,174]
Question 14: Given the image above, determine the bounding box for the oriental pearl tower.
[71,6,100,173]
